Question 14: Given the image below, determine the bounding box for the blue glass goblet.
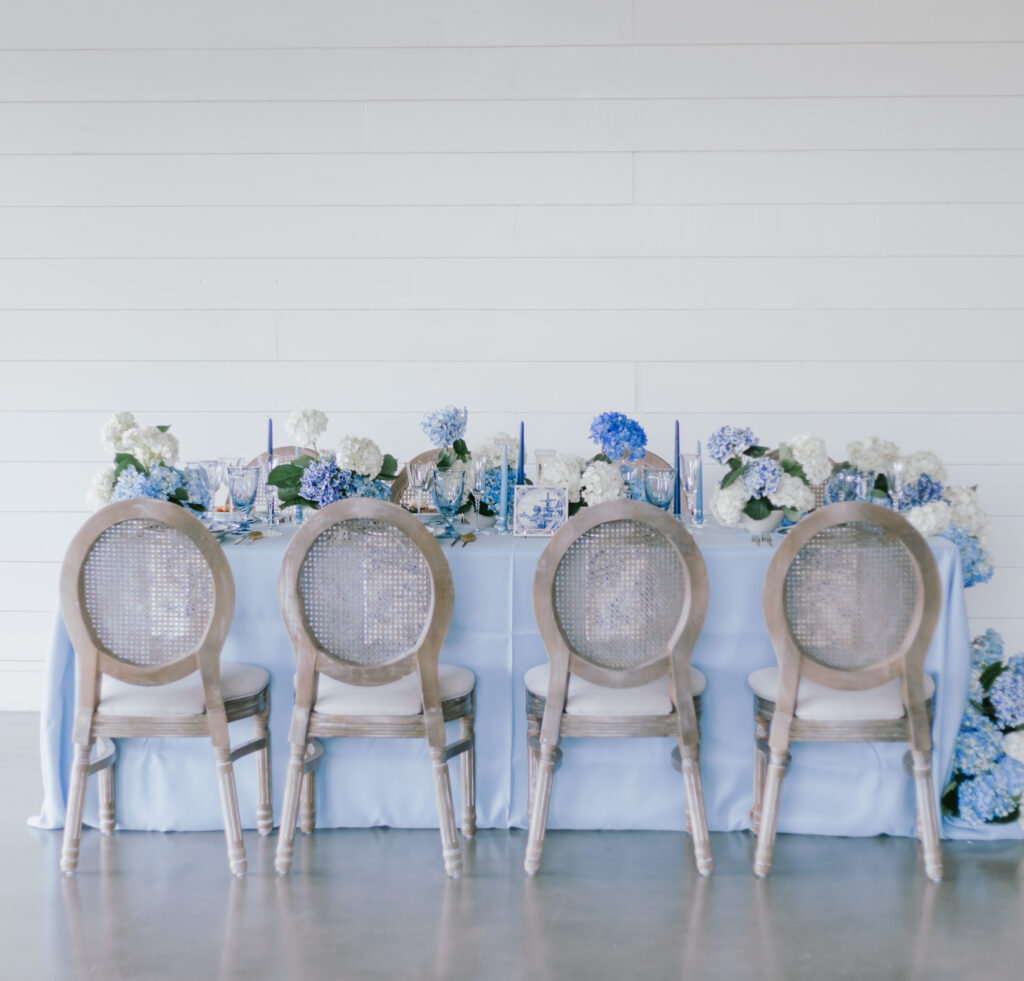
[227,465,259,531]
[644,469,676,511]
[431,468,465,540]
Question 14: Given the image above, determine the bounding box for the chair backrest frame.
[533,500,709,691]
[389,449,440,506]
[278,498,454,690]
[762,501,941,694]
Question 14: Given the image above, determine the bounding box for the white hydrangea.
[946,485,989,545]
[100,411,139,454]
[903,451,948,484]
[769,474,815,514]
[905,500,953,537]
[580,460,626,506]
[1004,731,1024,764]
[125,425,179,468]
[847,436,899,475]
[336,436,383,477]
[85,464,117,511]
[711,481,749,527]
[472,432,519,470]
[786,433,832,485]
[537,453,585,503]
[287,406,329,448]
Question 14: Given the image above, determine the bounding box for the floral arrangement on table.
[708,426,823,527]
[421,404,470,469]
[85,411,210,513]
[825,437,993,589]
[470,431,519,517]
[268,407,398,510]
[942,630,1024,825]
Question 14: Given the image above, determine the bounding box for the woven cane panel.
[82,519,214,666]
[298,518,431,665]
[784,521,917,671]
[553,519,685,670]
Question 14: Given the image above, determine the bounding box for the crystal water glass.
[680,453,701,524]
[183,463,212,521]
[227,465,259,531]
[198,459,223,511]
[887,458,908,510]
[620,463,642,501]
[470,458,493,534]
[408,459,432,516]
[431,468,465,539]
[643,469,676,511]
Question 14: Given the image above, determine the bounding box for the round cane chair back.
[389,450,440,507]
[534,500,708,689]
[60,499,234,686]
[763,502,940,691]
[279,499,454,684]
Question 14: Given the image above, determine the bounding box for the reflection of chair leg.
[255,703,273,836]
[524,744,557,877]
[275,742,307,874]
[299,770,316,834]
[214,748,247,876]
[430,749,463,878]
[910,749,943,882]
[61,742,92,873]
[679,746,713,876]
[751,716,769,835]
[459,714,476,838]
[753,751,788,878]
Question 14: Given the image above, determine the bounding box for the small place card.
[513,485,569,537]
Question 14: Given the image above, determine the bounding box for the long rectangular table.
[35,522,1010,840]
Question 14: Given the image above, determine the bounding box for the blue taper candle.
[672,420,681,515]
[516,421,525,485]
[268,417,273,461]
[499,444,509,531]
[696,440,704,525]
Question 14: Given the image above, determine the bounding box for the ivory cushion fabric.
[313,663,475,716]
[97,663,270,717]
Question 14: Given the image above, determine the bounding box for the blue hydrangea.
[589,412,647,462]
[299,461,353,507]
[961,700,989,730]
[707,426,756,464]
[895,473,945,511]
[972,629,1004,671]
[111,464,203,509]
[349,474,391,500]
[742,458,784,498]
[941,525,994,589]
[993,754,1024,798]
[958,769,1019,825]
[953,715,1003,776]
[182,468,212,511]
[478,466,515,515]
[822,468,884,506]
[990,658,1024,729]
[420,405,468,449]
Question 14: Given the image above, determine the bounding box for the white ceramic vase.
[740,510,784,538]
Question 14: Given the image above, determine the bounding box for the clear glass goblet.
[620,462,642,501]
[197,459,223,511]
[643,468,676,511]
[680,453,700,525]
[227,466,259,531]
[408,459,432,516]
[887,458,908,511]
[431,468,466,540]
[470,458,493,534]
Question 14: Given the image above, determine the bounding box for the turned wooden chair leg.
[910,749,943,882]
[753,751,788,878]
[524,744,558,877]
[255,706,273,836]
[97,764,115,835]
[679,746,713,876]
[459,714,476,838]
[752,716,770,836]
[526,723,540,822]
[275,743,307,874]
[214,748,247,876]
[429,750,463,878]
[299,769,316,834]
[61,742,92,874]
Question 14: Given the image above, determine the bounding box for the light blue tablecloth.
[35,523,1005,840]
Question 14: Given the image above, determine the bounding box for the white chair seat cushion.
[524,664,707,717]
[747,667,935,722]
[97,663,269,717]
[312,664,475,717]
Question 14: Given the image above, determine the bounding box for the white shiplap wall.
[1,1,1023,709]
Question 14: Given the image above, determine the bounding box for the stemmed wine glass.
[227,466,259,532]
[471,458,492,534]
[408,459,432,517]
[431,468,466,540]
[887,458,908,511]
[643,469,676,511]
[198,459,223,513]
[679,453,701,527]
[620,462,642,501]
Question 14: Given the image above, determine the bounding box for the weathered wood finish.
[751,502,943,881]
[524,500,712,877]
[58,498,272,876]
[274,498,475,877]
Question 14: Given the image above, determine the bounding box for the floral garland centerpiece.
[708,426,821,528]
[942,630,1024,825]
[268,407,398,510]
[86,411,210,513]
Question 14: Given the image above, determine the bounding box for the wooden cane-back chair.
[275,498,475,877]
[59,499,272,876]
[637,451,671,470]
[524,500,712,877]
[246,446,315,513]
[749,501,943,881]
[389,449,440,508]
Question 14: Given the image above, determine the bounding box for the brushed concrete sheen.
[4,712,1023,980]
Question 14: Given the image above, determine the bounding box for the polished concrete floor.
[4,711,1024,981]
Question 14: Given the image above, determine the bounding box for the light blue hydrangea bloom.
[822,468,884,506]
[182,468,212,511]
[707,425,756,465]
[111,464,205,509]
[952,716,1003,776]
[478,467,515,515]
[993,754,1024,798]
[299,461,353,507]
[958,770,1019,825]
[742,458,784,498]
[940,525,994,589]
[349,474,391,500]
[589,412,647,462]
[895,473,945,511]
[971,629,1004,671]
[420,405,468,448]
[990,658,1024,729]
